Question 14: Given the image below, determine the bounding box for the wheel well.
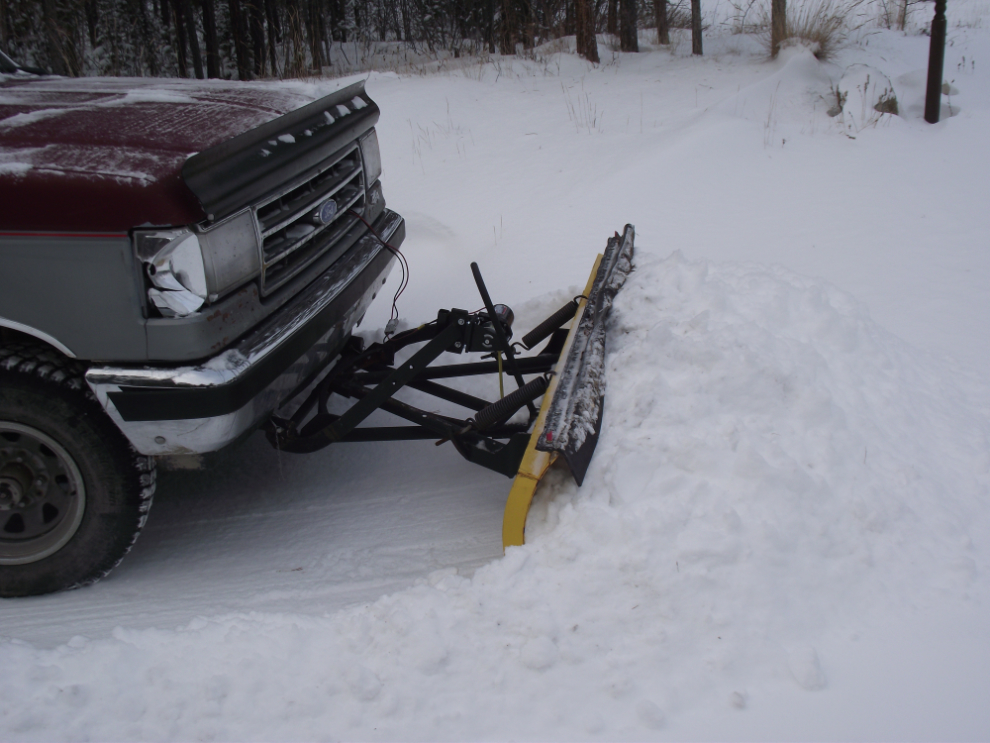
[0,326,75,361]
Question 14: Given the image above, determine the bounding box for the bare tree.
[264,0,280,72]
[40,0,82,75]
[168,0,190,76]
[575,0,598,62]
[248,0,267,75]
[227,0,253,78]
[306,0,324,71]
[201,0,221,77]
[619,0,637,51]
[653,0,668,44]
[177,0,205,77]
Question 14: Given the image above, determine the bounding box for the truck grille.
[254,143,366,295]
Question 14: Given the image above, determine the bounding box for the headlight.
[136,229,208,317]
[135,210,260,317]
[359,129,382,185]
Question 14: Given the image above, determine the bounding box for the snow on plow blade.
[502,224,635,549]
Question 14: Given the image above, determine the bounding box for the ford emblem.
[318,199,338,224]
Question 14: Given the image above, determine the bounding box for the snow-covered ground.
[3,4,990,739]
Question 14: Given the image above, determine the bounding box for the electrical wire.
[348,209,409,339]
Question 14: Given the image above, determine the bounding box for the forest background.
[2,0,829,80]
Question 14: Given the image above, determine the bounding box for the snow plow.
[267,225,635,548]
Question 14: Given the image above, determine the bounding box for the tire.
[0,342,156,597]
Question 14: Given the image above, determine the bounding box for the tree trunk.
[500,0,517,53]
[283,0,306,78]
[228,0,252,79]
[619,0,637,51]
[307,0,324,71]
[177,0,204,78]
[200,0,220,77]
[691,0,703,55]
[249,0,266,76]
[265,0,281,73]
[131,0,160,76]
[607,0,617,35]
[401,0,413,42]
[654,0,668,44]
[170,0,189,76]
[169,0,203,78]
[575,0,599,62]
[41,0,71,75]
[770,0,785,56]
[85,0,100,46]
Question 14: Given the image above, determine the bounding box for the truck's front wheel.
[0,343,155,597]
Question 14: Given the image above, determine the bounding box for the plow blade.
[502,224,635,549]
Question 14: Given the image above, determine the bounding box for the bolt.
[154,436,166,445]
[458,319,465,326]
[454,341,462,349]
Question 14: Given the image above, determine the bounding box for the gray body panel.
[0,235,146,361]
[0,219,373,364]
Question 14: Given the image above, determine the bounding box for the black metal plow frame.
[266,225,636,492]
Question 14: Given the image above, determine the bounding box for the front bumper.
[86,209,404,456]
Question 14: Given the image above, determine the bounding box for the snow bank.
[3,252,987,740]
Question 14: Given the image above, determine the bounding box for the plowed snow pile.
[3,252,988,740]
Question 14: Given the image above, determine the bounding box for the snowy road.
[2,435,509,647]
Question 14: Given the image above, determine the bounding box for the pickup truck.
[0,57,404,596]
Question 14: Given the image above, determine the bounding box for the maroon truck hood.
[0,76,321,232]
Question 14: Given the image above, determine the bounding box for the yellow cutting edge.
[502,253,605,549]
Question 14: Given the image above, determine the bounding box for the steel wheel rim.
[0,421,86,565]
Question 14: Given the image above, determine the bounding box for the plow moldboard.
[502,225,635,549]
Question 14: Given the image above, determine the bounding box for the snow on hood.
[0,76,353,231]
[2,251,986,739]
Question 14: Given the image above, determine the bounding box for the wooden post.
[924,0,947,123]
[771,0,786,56]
